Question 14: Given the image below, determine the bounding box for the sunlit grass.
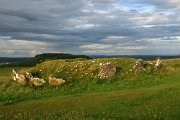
[0,58,179,119]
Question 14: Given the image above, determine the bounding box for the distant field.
[0,58,179,120]
[0,57,31,63]
[0,53,90,68]
[90,55,180,60]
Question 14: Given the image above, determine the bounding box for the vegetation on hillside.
[28,58,135,84]
[0,58,179,119]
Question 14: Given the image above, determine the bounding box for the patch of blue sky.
[116,1,155,12]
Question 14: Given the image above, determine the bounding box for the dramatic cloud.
[0,0,179,57]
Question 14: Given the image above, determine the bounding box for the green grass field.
[0,58,180,120]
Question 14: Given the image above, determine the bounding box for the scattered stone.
[11,70,46,86]
[154,58,162,70]
[48,77,66,86]
[98,62,116,79]
[133,59,145,72]
[16,74,27,85]
[30,78,46,86]
[12,69,17,75]
[148,62,153,65]
[11,69,27,85]
[24,72,33,82]
[25,72,46,86]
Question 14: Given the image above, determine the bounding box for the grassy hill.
[0,53,90,68]
[28,58,135,85]
[0,58,179,119]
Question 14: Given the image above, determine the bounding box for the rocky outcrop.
[98,62,116,79]
[25,72,46,86]
[11,69,27,85]
[131,58,163,73]
[25,72,33,82]
[154,58,162,70]
[11,70,46,86]
[30,78,46,86]
[48,77,66,86]
[132,59,145,73]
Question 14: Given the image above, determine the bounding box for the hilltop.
[0,53,90,68]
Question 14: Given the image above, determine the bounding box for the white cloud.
[116,46,148,50]
[75,24,100,29]
[0,39,48,50]
[0,0,180,56]
[0,36,12,39]
[82,50,114,54]
[80,44,112,49]
[102,35,127,42]
[0,39,56,57]
[8,40,48,46]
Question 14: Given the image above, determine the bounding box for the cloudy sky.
[0,0,180,57]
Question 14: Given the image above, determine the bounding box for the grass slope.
[0,58,180,120]
[28,58,135,84]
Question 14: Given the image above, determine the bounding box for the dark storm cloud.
[0,0,180,56]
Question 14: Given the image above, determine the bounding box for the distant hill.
[34,53,90,61]
[0,53,90,67]
[0,57,31,63]
[1,54,179,68]
[89,55,180,60]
